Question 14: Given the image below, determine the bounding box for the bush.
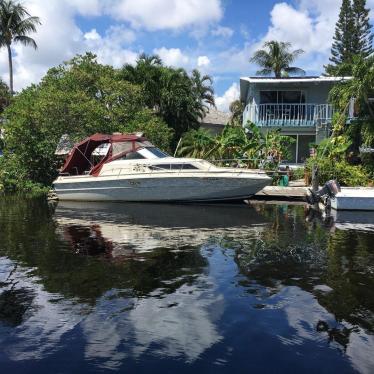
[306,158,370,186]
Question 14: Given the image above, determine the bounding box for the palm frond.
[14,35,37,49]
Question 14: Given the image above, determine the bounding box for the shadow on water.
[0,196,373,372]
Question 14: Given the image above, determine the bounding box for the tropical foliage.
[250,41,305,78]
[120,54,215,144]
[0,0,40,93]
[177,122,295,169]
[0,53,173,191]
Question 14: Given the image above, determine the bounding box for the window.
[146,147,169,158]
[150,164,198,170]
[260,91,305,104]
[117,151,145,160]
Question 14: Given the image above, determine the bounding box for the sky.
[0,0,373,111]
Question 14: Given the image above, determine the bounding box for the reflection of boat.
[331,209,374,232]
[53,133,271,202]
[54,201,268,255]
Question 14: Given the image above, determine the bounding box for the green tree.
[327,0,355,73]
[121,54,215,144]
[0,78,10,114]
[250,41,305,78]
[352,0,373,58]
[326,0,373,75]
[0,53,173,191]
[329,55,374,120]
[121,53,163,109]
[176,128,215,158]
[0,0,40,93]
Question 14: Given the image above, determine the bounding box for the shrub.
[306,158,369,186]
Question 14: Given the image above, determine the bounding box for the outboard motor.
[306,180,341,206]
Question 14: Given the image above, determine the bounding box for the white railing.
[243,103,336,127]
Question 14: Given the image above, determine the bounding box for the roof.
[240,75,352,101]
[241,76,351,83]
[200,108,230,126]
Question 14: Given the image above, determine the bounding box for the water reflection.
[54,201,268,256]
[0,197,373,372]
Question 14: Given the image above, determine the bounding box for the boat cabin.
[60,133,168,176]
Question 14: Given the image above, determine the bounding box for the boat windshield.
[146,147,169,158]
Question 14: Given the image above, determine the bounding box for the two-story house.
[240,76,352,164]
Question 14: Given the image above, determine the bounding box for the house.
[200,108,230,135]
[240,76,353,163]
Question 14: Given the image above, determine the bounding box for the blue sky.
[1,0,373,110]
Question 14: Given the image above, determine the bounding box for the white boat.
[331,187,374,211]
[53,133,271,202]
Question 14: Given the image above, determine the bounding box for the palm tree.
[190,69,215,112]
[250,41,305,78]
[0,0,40,94]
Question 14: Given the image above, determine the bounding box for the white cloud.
[197,56,210,68]
[153,47,189,67]
[85,26,138,67]
[66,0,103,16]
[107,0,223,30]
[215,82,239,112]
[0,0,140,90]
[211,26,234,38]
[84,29,101,41]
[257,0,374,74]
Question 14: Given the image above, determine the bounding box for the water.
[0,197,374,373]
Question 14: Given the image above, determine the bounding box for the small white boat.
[53,133,271,202]
[331,187,374,211]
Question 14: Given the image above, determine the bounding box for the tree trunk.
[6,44,13,95]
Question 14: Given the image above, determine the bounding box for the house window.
[260,91,305,104]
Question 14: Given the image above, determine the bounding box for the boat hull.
[331,187,374,211]
[53,174,271,202]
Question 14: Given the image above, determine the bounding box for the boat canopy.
[60,133,154,176]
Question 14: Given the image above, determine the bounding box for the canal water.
[0,197,373,373]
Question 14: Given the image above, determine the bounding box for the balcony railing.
[243,103,336,127]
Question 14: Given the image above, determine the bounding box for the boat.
[330,187,374,211]
[52,133,271,202]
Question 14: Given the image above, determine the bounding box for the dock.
[254,180,308,200]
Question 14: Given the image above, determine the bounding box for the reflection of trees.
[0,197,207,304]
[234,204,374,341]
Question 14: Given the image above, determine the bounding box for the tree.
[0,78,10,113]
[176,128,215,158]
[330,55,374,120]
[326,0,373,75]
[121,53,163,109]
[352,0,373,58]
[121,54,215,145]
[0,0,40,94]
[250,41,305,78]
[0,53,173,191]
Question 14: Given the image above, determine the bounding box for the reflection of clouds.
[129,278,224,362]
[1,255,224,366]
[279,286,374,374]
[0,257,85,361]
[81,275,224,365]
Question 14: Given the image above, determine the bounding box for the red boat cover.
[60,133,146,176]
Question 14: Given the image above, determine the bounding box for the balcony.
[243,103,336,127]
